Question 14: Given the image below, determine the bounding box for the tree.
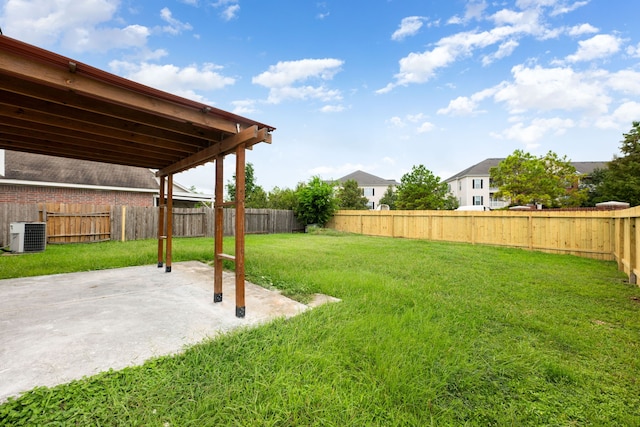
[226,162,268,208]
[294,176,338,226]
[336,179,369,210]
[490,150,584,208]
[267,186,298,210]
[581,167,609,206]
[596,121,640,206]
[395,165,458,210]
[379,185,397,209]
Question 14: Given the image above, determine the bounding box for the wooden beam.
[0,76,230,143]
[0,125,178,163]
[235,144,246,318]
[0,134,165,168]
[0,90,209,151]
[157,126,271,177]
[214,155,224,303]
[166,174,174,273]
[157,176,166,268]
[0,102,199,155]
[0,50,243,134]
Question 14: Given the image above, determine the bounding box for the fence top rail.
[334,209,628,218]
[612,205,640,218]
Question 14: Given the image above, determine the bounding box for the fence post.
[121,205,126,242]
[630,217,637,285]
[528,213,533,251]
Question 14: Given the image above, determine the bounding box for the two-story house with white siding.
[445,158,608,208]
[333,170,400,210]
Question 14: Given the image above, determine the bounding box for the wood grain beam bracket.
[156,125,271,177]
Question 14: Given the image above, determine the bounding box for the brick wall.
[0,185,154,207]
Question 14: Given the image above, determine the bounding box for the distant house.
[0,150,211,207]
[445,158,608,208]
[333,170,400,210]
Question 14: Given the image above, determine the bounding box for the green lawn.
[1,233,639,426]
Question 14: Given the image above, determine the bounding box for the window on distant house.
[473,196,483,205]
[363,188,374,197]
[473,179,483,189]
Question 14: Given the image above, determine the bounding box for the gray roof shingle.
[1,150,159,189]
[446,158,609,181]
[334,170,399,186]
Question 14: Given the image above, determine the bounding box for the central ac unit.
[10,222,47,253]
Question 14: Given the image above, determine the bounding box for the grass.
[1,233,639,425]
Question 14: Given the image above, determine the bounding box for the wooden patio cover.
[0,35,274,318]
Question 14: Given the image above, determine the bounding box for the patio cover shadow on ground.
[0,261,338,403]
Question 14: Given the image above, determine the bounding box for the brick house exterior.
[0,150,210,207]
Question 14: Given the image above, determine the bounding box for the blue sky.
[2,0,639,194]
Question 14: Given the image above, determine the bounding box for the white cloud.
[549,0,590,17]
[0,0,149,52]
[417,122,436,133]
[627,42,640,58]
[438,96,478,116]
[387,116,405,127]
[252,58,344,104]
[482,39,519,65]
[387,113,434,132]
[62,24,150,53]
[407,113,427,123]
[493,65,611,115]
[253,58,343,87]
[379,7,547,91]
[109,61,235,101]
[320,105,345,113]
[222,5,239,21]
[491,117,575,148]
[160,7,192,35]
[438,87,496,116]
[212,0,240,21]
[567,23,598,36]
[448,0,487,25]
[316,2,330,20]
[139,48,170,61]
[595,102,640,130]
[231,99,258,115]
[392,16,426,41]
[606,70,640,95]
[564,34,622,63]
[379,1,602,92]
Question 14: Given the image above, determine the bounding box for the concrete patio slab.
[0,261,317,403]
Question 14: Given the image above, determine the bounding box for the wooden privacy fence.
[328,207,640,285]
[0,203,303,246]
[614,206,640,285]
[112,207,303,241]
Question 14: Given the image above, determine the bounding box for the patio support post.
[235,144,246,318]
[166,174,174,273]
[214,155,224,302]
[157,175,166,268]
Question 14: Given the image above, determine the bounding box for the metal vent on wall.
[10,222,46,253]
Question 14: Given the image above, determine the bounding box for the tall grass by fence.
[328,207,640,285]
[0,204,304,246]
